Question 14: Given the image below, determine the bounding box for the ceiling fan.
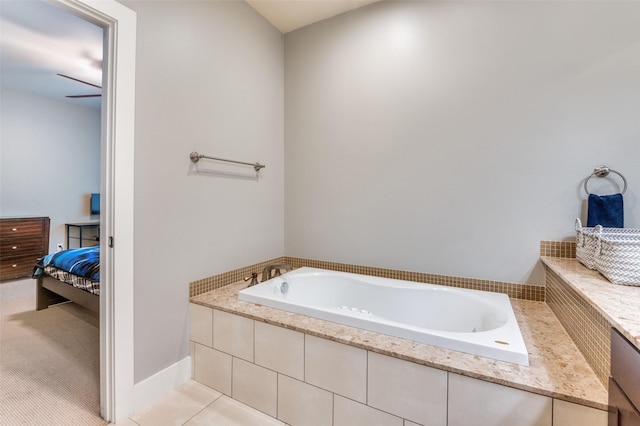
[57,73,101,98]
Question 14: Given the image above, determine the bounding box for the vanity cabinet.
[610,328,640,426]
[0,217,50,281]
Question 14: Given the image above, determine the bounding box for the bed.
[32,246,100,314]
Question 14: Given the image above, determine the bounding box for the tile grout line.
[183,391,223,426]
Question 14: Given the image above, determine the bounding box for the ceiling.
[246,0,379,33]
[0,0,378,110]
[0,0,104,109]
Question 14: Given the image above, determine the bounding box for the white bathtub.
[238,267,529,366]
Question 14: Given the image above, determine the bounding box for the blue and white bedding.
[33,247,100,295]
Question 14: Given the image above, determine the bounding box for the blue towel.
[587,193,624,228]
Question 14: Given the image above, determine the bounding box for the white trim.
[49,0,137,422]
[133,357,193,413]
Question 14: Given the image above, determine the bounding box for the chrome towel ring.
[583,165,627,195]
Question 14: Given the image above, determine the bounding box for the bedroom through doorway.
[1,0,136,422]
[0,1,104,423]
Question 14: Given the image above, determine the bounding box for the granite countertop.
[541,256,640,350]
[191,279,608,410]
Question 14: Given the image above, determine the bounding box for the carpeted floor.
[0,278,106,425]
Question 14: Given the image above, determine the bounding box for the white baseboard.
[132,356,192,414]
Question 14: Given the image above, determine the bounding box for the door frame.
[51,0,136,422]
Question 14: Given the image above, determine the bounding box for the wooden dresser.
[0,217,50,281]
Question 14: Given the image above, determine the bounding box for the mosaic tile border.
[540,241,576,258]
[545,268,610,387]
[189,257,285,298]
[285,257,545,301]
[190,256,545,302]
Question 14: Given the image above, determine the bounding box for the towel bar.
[584,165,627,195]
[190,152,265,172]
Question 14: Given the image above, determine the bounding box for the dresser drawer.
[0,255,40,281]
[0,217,49,281]
[612,328,640,410]
[0,236,45,259]
[0,218,46,238]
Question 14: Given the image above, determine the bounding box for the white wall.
[0,88,100,251]
[284,1,640,285]
[120,0,284,382]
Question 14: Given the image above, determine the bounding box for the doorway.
[51,0,137,422]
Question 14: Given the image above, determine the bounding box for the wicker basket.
[575,218,637,270]
[576,218,600,269]
[594,227,640,286]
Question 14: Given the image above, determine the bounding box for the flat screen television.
[90,193,100,215]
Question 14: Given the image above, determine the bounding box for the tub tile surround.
[305,334,368,403]
[539,241,577,259]
[187,246,617,425]
[190,278,608,425]
[333,394,403,426]
[541,256,640,388]
[254,321,305,380]
[189,257,286,298]
[367,351,448,425]
[190,256,545,301]
[546,266,611,387]
[541,256,640,350]
[447,373,552,426]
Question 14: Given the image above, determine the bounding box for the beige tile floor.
[113,380,285,426]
